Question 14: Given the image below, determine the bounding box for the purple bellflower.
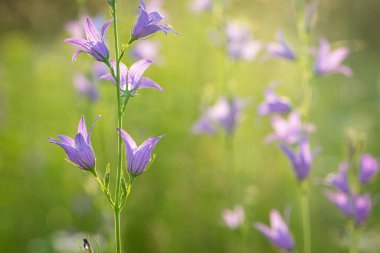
[313,38,352,76]
[64,17,113,62]
[49,116,100,171]
[118,128,163,176]
[73,74,99,102]
[265,111,315,144]
[190,0,213,13]
[325,162,350,193]
[325,162,373,225]
[130,0,176,43]
[101,59,163,95]
[192,97,245,136]
[254,210,294,252]
[222,205,245,229]
[325,191,372,226]
[359,154,378,184]
[257,82,292,116]
[266,31,296,61]
[225,22,262,61]
[279,137,317,181]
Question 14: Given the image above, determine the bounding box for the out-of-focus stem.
[347,220,358,253]
[299,181,311,253]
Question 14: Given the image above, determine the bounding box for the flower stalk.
[299,180,311,253]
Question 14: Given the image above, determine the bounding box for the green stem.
[347,220,358,253]
[111,3,123,253]
[299,181,311,253]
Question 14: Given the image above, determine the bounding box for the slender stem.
[111,3,123,253]
[299,181,311,253]
[347,219,358,253]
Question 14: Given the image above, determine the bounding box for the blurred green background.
[1,0,380,252]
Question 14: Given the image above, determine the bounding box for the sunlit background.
[1,0,380,252]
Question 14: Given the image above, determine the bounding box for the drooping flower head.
[73,74,99,102]
[257,82,292,116]
[101,59,163,95]
[192,96,245,136]
[279,137,318,181]
[313,38,352,76]
[254,210,294,252]
[325,162,350,193]
[64,17,113,62]
[265,111,315,144]
[325,191,372,226]
[130,0,176,43]
[225,21,262,61]
[359,154,378,184]
[190,0,213,13]
[266,31,296,61]
[49,116,100,170]
[118,129,163,176]
[222,205,245,229]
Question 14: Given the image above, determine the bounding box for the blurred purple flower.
[325,190,353,216]
[325,191,372,226]
[257,82,292,116]
[313,38,352,76]
[131,0,176,43]
[225,22,262,61]
[254,210,294,252]
[325,162,350,193]
[359,154,378,184]
[266,31,296,61]
[133,40,162,63]
[192,96,245,136]
[64,17,113,62]
[279,137,317,181]
[265,111,315,144]
[92,62,109,78]
[222,205,245,229]
[101,59,163,95]
[190,0,212,13]
[118,128,163,176]
[354,194,372,225]
[73,74,99,102]
[49,116,100,170]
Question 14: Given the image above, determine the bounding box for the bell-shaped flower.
[222,205,245,229]
[64,17,113,62]
[192,96,245,136]
[130,0,176,42]
[49,116,100,170]
[254,210,294,252]
[118,129,163,176]
[257,82,292,116]
[325,162,350,193]
[313,38,352,76]
[225,22,262,61]
[354,194,372,225]
[325,191,372,226]
[359,154,378,184]
[266,31,296,61]
[265,111,315,144]
[101,59,163,95]
[279,137,318,181]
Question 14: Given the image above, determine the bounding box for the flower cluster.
[325,154,378,225]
